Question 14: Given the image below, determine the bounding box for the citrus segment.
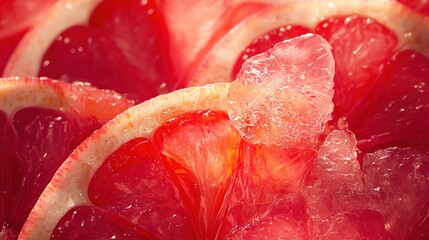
[363,148,429,238]
[87,137,192,239]
[315,15,398,116]
[224,192,308,239]
[188,0,429,153]
[19,83,230,239]
[227,34,334,148]
[221,143,314,238]
[20,83,429,239]
[3,0,103,78]
[38,25,157,102]
[154,110,240,238]
[51,205,153,239]
[347,50,429,152]
[36,0,172,102]
[0,78,133,239]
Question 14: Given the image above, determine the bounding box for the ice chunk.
[305,130,389,239]
[227,33,334,149]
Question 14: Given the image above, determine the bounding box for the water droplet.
[42,60,50,68]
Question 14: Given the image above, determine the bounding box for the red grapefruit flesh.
[3,0,284,95]
[19,33,429,239]
[347,49,429,152]
[36,0,172,102]
[363,147,429,238]
[315,15,398,116]
[0,78,133,239]
[51,205,154,239]
[188,0,429,153]
[42,108,318,239]
[19,34,328,239]
[54,138,192,239]
[0,0,56,75]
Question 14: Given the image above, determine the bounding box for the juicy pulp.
[0,107,100,239]
[38,0,173,103]
[51,110,429,239]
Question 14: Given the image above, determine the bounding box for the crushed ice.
[227,33,334,149]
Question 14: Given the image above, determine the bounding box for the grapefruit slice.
[0,77,133,239]
[3,0,173,103]
[2,0,304,99]
[188,0,429,86]
[20,34,429,239]
[187,0,429,153]
[20,34,330,239]
[0,0,56,75]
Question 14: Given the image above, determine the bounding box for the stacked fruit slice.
[19,34,429,239]
[0,0,428,239]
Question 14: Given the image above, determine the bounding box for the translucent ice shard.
[305,130,389,239]
[227,33,334,148]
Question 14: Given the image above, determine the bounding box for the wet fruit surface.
[315,15,398,117]
[38,0,173,103]
[0,0,56,75]
[0,78,133,239]
[5,1,429,239]
[0,107,100,239]
[225,13,429,153]
[52,110,429,239]
[347,50,429,152]
[53,110,318,239]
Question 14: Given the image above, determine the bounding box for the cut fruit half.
[3,0,174,103]
[0,77,133,239]
[20,35,429,239]
[187,0,429,153]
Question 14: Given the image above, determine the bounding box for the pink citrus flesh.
[0,78,133,239]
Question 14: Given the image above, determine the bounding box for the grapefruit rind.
[0,77,132,121]
[19,83,230,239]
[188,0,429,86]
[0,77,66,115]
